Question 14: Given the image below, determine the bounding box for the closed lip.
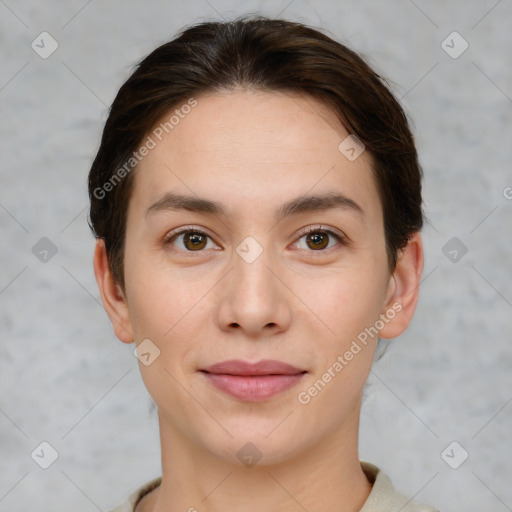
[200,359,306,376]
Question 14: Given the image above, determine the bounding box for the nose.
[215,240,292,339]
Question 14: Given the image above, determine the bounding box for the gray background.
[1,1,511,511]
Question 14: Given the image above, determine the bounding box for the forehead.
[163,89,349,160]
[129,89,382,225]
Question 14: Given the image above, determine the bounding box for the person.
[88,15,440,512]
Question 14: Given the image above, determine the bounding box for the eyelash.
[163,225,346,254]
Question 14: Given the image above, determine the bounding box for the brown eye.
[305,231,330,250]
[182,232,207,251]
[165,229,216,252]
[295,226,345,252]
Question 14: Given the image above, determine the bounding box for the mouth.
[200,359,307,401]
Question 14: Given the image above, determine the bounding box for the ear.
[379,232,424,339]
[93,238,134,344]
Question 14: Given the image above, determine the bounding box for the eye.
[164,225,346,254]
[164,227,219,252]
[294,225,346,252]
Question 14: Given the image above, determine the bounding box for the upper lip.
[201,359,306,376]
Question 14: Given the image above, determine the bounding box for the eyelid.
[295,224,347,242]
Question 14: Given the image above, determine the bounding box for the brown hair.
[88,15,423,293]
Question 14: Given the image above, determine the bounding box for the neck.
[138,404,372,512]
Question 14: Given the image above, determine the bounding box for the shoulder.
[360,461,441,512]
[106,477,162,512]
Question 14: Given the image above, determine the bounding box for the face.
[100,89,417,466]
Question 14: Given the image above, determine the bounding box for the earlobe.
[379,232,424,339]
[93,238,134,344]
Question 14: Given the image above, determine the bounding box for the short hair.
[88,15,423,292]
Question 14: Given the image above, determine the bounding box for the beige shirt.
[107,461,440,512]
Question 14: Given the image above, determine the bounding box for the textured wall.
[1,1,511,511]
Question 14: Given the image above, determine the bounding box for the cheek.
[297,264,388,342]
[123,245,176,339]
[124,247,212,362]
[127,279,192,342]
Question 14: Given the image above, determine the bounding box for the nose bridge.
[217,232,288,333]
[232,234,275,303]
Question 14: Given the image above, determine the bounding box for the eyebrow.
[144,191,364,222]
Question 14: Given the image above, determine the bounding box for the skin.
[94,88,423,512]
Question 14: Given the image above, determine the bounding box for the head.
[89,16,423,466]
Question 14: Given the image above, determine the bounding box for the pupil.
[186,232,205,250]
[308,232,327,249]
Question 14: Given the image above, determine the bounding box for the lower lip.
[202,372,306,401]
